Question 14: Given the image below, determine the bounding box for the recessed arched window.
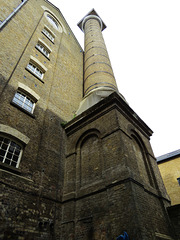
[46,14,59,29]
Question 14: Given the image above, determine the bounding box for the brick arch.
[0,124,30,145]
[76,128,101,150]
[75,129,102,189]
[131,130,155,188]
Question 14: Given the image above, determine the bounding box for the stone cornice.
[65,92,153,139]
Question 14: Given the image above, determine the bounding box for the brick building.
[0,0,179,239]
[157,149,180,206]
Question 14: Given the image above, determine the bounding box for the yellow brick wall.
[158,156,180,205]
[0,0,83,121]
[0,0,22,22]
[0,0,83,202]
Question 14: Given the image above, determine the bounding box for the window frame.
[27,62,44,80]
[26,56,47,82]
[35,39,52,59]
[42,25,55,43]
[36,43,50,58]
[0,124,29,172]
[46,14,59,29]
[12,91,35,114]
[177,177,180,186]
[11,83,40,117]
[0,135,23,168]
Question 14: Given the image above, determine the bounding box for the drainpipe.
[0,0,29,30]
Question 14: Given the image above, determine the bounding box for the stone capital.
[78,9,106,32]
[81,15,103,32]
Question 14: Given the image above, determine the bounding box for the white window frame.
[42,25,55,43]
[36,39,52,58]
[27,62,44,79]
[12,91,35,114]
[46,14,59,29]
[0,124,30,169]
[26,56,47,81]
[36,43,50,57]
[0,135,23,168]
[12,83,40,115]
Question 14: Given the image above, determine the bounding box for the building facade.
[0,1,179,239]
[157,149,180,206]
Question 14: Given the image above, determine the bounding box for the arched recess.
[76,129,102,188]
[131,130,154,187]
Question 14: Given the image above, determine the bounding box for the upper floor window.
[36,42,50,58]
[0,136,22,168]
[11,82,40,116]
[12,91,35,114]
[26,56,47,82]
[0,124,30,170]
[27,62,44,79]
[177,177,180,186]
[42,26,55,42]
[47,15,59,29]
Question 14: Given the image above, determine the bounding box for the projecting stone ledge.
[66,91,153,140]
[76,87,127,115]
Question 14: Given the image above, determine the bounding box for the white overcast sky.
[49,0,180,157]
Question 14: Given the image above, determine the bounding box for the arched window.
[36,39,52,58]
[12,82,40,115]
[42,26,55,42]
[46,14,59,29]
[0,124,30,168]
[12,91,35,114]
[26,56,47,81]
[0,136,22,168]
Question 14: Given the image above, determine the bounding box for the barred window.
[42,28,54,42]
[27,62,44,79]
[36,42,50,58]
[12,91,35,114]
[0,136,22,168]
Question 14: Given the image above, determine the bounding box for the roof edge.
[156,149,180,163]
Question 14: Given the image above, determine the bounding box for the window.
[46,15,58,29]
[36,42,50,58]
[12,91,35,114]
[42,27,55,42]
[11,83,40,115]
[26,56,47,81]
[177,177,180,186]
[27,62,44,79]
[0,136,22,168]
